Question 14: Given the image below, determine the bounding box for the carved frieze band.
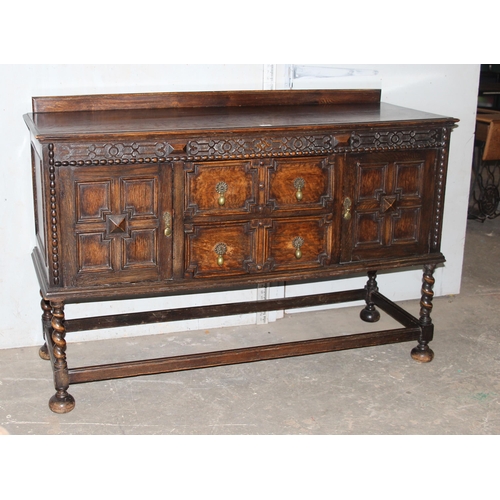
[349,129,442,151]
[52,128,446,165]
[186,135,339,157]
[53,142,174,165]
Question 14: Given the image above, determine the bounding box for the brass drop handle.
[163,212,172,237]
[216,181,228,206]
[343,197,352,221]
[294,178,305,201]
[214,242,227,266]
[293,236,304,259]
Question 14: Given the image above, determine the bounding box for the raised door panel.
[59,163,172,286]
[341,150,437,262]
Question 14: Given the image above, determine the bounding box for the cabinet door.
[340,150,438,262]
[59,163,173,286]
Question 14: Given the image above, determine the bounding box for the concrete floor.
[1,217,499,435]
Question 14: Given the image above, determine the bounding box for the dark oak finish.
[24,90,458,413]
[32,89,383,113]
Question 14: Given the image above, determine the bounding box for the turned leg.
[360,271,381,323]
[411,264,436,363]
[49,301,75,413]
[39,293,52,361]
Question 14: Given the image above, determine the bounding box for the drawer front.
[184,221,257,278]
[184,160,259,217]
[184,215,333,278]
[266,157,332,212]
[266,216,333,271]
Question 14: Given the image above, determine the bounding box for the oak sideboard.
[24,89,458,413]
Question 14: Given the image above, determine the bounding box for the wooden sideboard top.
[24,90,457,141]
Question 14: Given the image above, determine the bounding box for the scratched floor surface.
[1,217,499,435]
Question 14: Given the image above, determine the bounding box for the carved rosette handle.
[294,178,305,201]
[214,242,227,266]
[216,181,228,206]
[293,236,304,259]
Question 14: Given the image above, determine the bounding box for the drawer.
[184,221,257,278]
[266,157,332,212]
[184,160,258,217]
[265,216,333,272]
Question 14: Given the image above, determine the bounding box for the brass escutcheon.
[163,212,172,237]
[343,197,352,221]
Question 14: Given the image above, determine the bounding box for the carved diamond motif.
[380,195,398,213]
[106,214,129,238]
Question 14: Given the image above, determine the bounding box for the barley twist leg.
[48,301,75,413]
[411,264,436,363]
[39,293,52,360]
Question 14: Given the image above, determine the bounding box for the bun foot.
[360,307,380,323]
[49,391,76,414]
[411,344,434,363]
[39,343,50,360]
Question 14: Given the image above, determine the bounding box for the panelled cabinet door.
[340,150,438,262]
[58,162,173,286]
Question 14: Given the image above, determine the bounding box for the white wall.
[0,64,479,349]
